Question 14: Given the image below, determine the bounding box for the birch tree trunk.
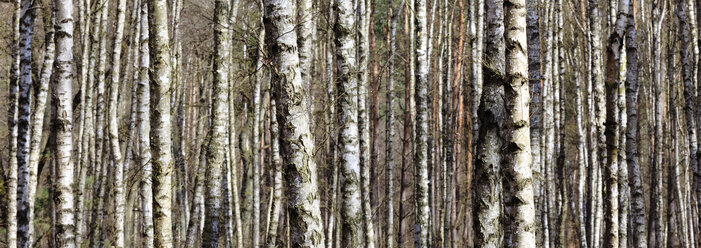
[263,0,326,246]
[107,0,129,245]
[202,0,230,246]
[29,5,55,247]
[251,8,266,247]
[16,0,36,245]
[356,0,376,245]
[137,1,154,246]
[503,0,536,246]
[650,1,665,246]
[148,0,175,245]
[414,0,431,245]
[333,0,363,245]
[624,2,646,246]
[53,0,76,245]
[266,99,283,248]
[6,0,21,245]
[385,0,401,247]
[473,0,505,246]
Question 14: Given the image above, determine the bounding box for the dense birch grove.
[3,0,701,247]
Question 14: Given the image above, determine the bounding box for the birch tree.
[202,0,230,246]
[503,0,536,246]
[16,0,37,245]
[414,0,431,245]
[137,1,154,246]
[53,0,76,245]
[263,0,326,246]
[148,0,175,245]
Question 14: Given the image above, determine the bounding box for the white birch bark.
[6,1,21,245]
[503,0,536,246]
[266,99,283,248]
[137,1,154,246]
[106,0,128,245]
[148,0,174,245]
[53,0,76,245]
[203,1,230,246]
[414,0,430,245]
[263,0,326,246]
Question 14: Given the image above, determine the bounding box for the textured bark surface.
[385,0,400,247]
[53,0,76,246]
[264,0,326,246]
[202,0,230,247]
[414,0,431,246]
[148,0,175,245]
[16,0,36,246]
[266,100,283,248]
[334,0,363,245]
[137,1,154,246]
[6,0,21,246]
[503,0,536,246]
[603,0,628,247]
[473,0,505,246]
[107,0,128,245]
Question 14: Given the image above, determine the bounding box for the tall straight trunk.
[624,0,646,247]
[695,0,701,228]
[385,1,401,247]
[89,1,109,245]
[603,0,628,247]
[357,0,376,246]
[649,1,665,246]
[107,0,129,245]
[414,0,430,245]
[679,3,699,240]
[474,0,505,246]
[588,0,605,245]
[53,0,76,245]
[573,45,589,248]
[266,99,283,248]
[324,1,337,247]
[202,0,231,246]
[503,0,536,246]
[333,0,363,245]
[16,0,36,246]
[263,0,326,246]
[137,1,154,246]
[251,8,266,247]
[228,0,243,243]
[148,0,175,245]
[399,0,415,245]
[75,0,94,244]
[6,0,21,245]
[526,0,545,245]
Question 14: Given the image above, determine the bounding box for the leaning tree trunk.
[202,0,231,246]
[473,0,505,246]
[148,0,175,245]
[503,0,536,246]
[53,0,76,246]
[263,0,326,246]
[16,0,36,246]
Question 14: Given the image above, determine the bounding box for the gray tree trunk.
[16,0,36,245]
[473,0,505,246]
